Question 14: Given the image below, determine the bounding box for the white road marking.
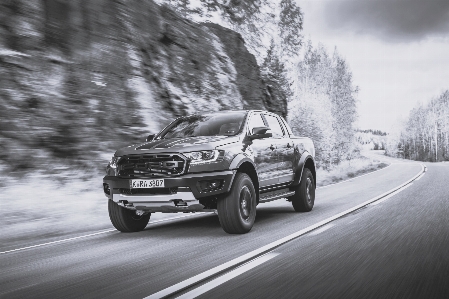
[368,183,412,206]
[415,172,425,181]
[145,163,425,299]
[307,223,336,236]
[0,229,116,255]
[0,213,212,255]
[175,253,279,299]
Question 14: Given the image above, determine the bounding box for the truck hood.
[115,135,241,156]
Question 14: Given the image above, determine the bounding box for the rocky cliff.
[0,0,285,173]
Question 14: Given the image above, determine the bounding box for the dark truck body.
[103,110,316,233]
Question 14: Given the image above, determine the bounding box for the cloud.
[323,0,449,42]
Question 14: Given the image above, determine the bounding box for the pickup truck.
[103,110,316,234]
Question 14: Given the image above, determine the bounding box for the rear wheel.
[108,200,151,232]
[289,168,315,212]
[217,173,256,234]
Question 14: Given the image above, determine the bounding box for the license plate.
[130,179,165,189]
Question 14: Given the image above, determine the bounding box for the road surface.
[1,156,447,298]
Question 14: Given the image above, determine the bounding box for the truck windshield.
[158,111,247,139]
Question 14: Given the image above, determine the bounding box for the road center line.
[415,172,426,181]
[0,213,212,255]
[369,184,412,206]
[145,163,425,299]
[175,253,279,299]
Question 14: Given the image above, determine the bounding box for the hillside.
[0,0,285,177]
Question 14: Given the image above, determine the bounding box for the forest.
[385,90,449,162]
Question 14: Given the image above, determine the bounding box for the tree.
[387,90,449,162]
[158,0,304,110]
[289,41,358,168]
[261,39,292,100]
[278,0,303,60]
[198,0,268,25]
[157,0,303,64]
[165,0,203,18]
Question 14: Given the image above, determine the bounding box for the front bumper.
[103,170,235,212]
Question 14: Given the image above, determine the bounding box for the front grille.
[117,154,186,178]
[119,187,177,195]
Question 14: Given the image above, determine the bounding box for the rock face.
[204,23,287,119]
[0,0,285,171]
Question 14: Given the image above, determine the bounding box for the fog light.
[198,179,224,192]
[103,183,111,195]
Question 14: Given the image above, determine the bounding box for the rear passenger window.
[247,113,266,134]
[264,114,284,138]
[279,117,292,136]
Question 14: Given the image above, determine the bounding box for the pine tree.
[261,39,292,100]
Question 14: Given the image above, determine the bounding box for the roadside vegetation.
[317,156,389,187]
[289,42,359,169]
[385,90,449,162]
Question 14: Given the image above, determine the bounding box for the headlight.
[108,156,121,168]
[183,150,224,165]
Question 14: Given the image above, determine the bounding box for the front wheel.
[108,200,151,232]
[217,173,256,234]
[289,168,315,212]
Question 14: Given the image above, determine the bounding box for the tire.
[217,173,257,234]
[108,200,151,232]
[289,168,315,212]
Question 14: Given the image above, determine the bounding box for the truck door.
[263,113,295,184]
[245,112,278,187]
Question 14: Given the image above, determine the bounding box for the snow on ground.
[0,150,390,248]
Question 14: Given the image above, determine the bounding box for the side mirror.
[146,134,155,142]
[249,126,272,139]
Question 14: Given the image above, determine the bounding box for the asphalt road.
[1,159,446,299]
[195,162,449,299]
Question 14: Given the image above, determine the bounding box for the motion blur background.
[0,0,360,180]
[0,0,447,241]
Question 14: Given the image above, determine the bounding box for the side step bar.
[259,188,295,203]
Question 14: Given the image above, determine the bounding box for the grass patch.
[317,157,389,187]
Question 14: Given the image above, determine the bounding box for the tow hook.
[118,200,134,208]
[173,199,188,207]
[135,210,145,216]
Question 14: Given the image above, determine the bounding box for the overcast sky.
[298,0,449,132]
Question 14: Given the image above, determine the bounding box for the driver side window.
[263,114,284,138]
[247,113,266,134]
